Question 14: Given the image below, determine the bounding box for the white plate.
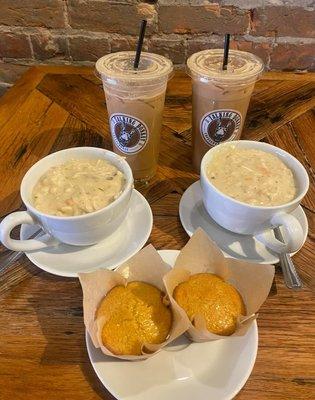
[20,190,152,277]
[179,181,308,264]
[86,250,258,400]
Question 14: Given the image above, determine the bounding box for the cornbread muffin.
[173,273,245,336]
[97,281,172,355]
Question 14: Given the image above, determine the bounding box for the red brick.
[270,42,315,71]
[69,36,110,62]
[68,0,157,34]
[148,37,186,64]
[30,30,68,60]
[0,63,29,84]
[0,0,65,29]
[0,32,32,58]
[110,35,140,54]
[230,39,271,66]
[251,7,315,38]
[159,5,250,35]
[187,36,223,58]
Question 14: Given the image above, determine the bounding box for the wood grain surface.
[0,67,314,400]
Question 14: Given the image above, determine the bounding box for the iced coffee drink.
[187,49,264,171]
[96,52,173,182]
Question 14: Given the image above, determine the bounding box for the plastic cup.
[96,51,173,182]
[187,49,264,171]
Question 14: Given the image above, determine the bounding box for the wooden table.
[0,67,314,399]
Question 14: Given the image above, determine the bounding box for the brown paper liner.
[79,244,190,360]
[163,228,275,342]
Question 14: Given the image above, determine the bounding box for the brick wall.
[0,0,314,95]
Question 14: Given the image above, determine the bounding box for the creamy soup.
[206,146,296,206]
[32,159,125,216]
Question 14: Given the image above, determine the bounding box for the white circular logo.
[200,109,242,147]
[110,114,148,154]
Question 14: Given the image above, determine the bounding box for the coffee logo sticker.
[200,109,242,147]
[110,113,149,154]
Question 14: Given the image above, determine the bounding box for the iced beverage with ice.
[187,49,264,171]
[96,51,173,182]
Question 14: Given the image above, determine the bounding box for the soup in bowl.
[32,158,126,217]
[0,147,134,251]
[205,145,297,207]
[200,141,309,253]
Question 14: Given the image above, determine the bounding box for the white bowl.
[0,147,133,251]
[200,140,309,253]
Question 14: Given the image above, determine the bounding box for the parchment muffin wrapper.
[79,244,190,360]
[163,228,275,342]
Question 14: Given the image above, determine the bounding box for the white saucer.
[86,250,258,400]
[20,190,152,277]
[179,181,308,264]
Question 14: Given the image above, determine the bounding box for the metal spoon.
[274,226,303,290]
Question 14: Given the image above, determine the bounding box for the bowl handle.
[0,211,56,252]
[255,212,304,254]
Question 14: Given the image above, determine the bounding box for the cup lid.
[96,51,173,85]
[187,49,264,83]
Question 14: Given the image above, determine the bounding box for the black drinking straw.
[222,33,230,70]
[134,19,147,69]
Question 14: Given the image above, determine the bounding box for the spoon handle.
[274,227,303,290]
[279,252,303,290]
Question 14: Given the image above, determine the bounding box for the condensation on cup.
[96,51,173,182]
[187,49,264,172]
